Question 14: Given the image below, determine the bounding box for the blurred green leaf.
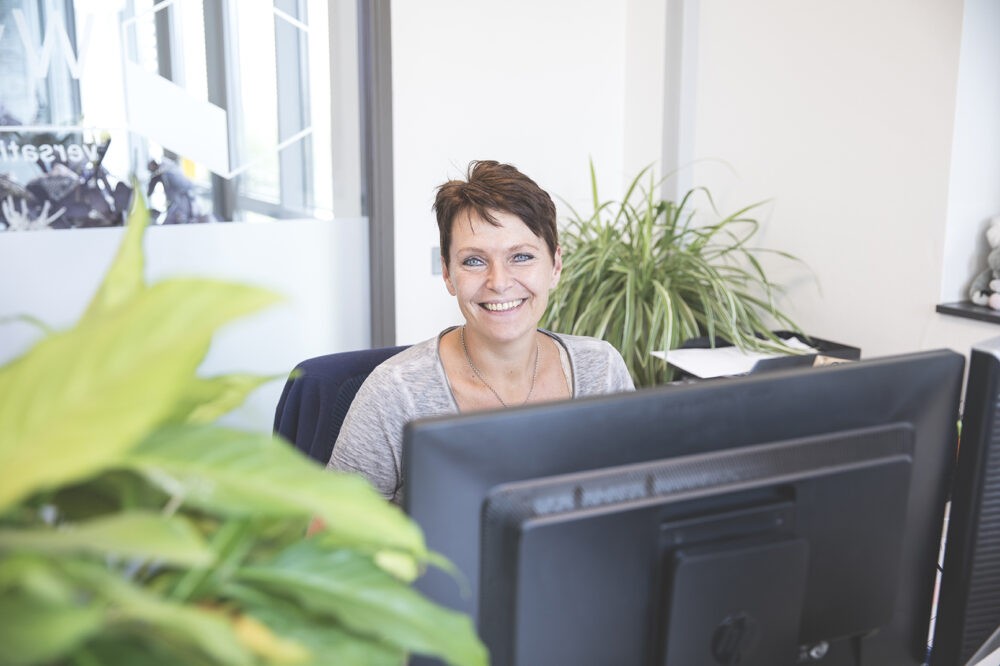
[72,636,211,666]
[0,313,55,336]
[0,278,280,512]
[0,590,104,666]
[0,193,481,666]
[122,425,427,558]
[171,373,282,424]
[0,511,214,566]
[82,182,147,321]
[225,583,405,666]
[62,557,255,665]
[240,542,487,666]
[230,610,312,664]
[44,470,169,522]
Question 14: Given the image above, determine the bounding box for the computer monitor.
[930,336,1000,666]
[403,349,964,666]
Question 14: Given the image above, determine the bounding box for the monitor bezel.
[931,337,1000,665]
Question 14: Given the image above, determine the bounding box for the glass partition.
[0,0,361,230]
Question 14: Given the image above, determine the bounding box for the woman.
[328,160,634,503]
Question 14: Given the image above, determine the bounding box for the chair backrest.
[273,345,409,464]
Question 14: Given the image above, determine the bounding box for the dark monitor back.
[480,424,914,665]
[931,336,1000,665]
[403,349,963,665]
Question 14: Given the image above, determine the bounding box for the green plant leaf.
[44,470,169,522]
[543,163,806,386]
[0,511,214,566]
[239,542,487,666]
[81,182,147,321]
[0,313,55,336]
[61,557,256,665]
[229,610,313,664]
[225,586,405,666]
[0,278,280,512]
[0,590,104,666]
[167,516,258,603]
[171,373,282,424]
[122,424,427,558]
[0,553,106,665]
[69,637,208,666]
[0,195,481,665]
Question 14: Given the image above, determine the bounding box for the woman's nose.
[486,263,512,291]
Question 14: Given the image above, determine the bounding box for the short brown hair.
[433,160,558,264]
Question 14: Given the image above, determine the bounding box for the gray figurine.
[969,216,1000,310]
[147,159,215,225]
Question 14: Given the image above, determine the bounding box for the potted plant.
[0,195,486,665]
[543,164,803,387]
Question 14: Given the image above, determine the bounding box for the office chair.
[273,345,409,464]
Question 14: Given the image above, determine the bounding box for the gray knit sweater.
[327,329,635,503]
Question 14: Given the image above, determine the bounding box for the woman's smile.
[481,298,527,312]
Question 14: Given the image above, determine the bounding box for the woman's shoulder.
[366,335,443,382]
[545,330,635,393]
[546,331,620,358]
[349,333,457,422]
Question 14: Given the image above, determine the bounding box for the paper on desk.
[968,623,1000,666]
[971,643,1000,666]
[652,338,817,379]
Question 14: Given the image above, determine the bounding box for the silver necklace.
[460,325,539,407]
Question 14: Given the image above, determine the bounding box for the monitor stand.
[659,535,809,666]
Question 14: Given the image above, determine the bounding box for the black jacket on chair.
[273,345,409,465]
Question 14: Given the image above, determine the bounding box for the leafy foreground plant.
[543,164,803,387]
[0,196,487,665]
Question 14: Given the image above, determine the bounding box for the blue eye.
[462,256,485,267]
[513,253,534,262]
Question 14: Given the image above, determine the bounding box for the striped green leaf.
[543,164,807,386]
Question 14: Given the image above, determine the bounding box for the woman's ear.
[442,258,457,296]
[550,245,563,289]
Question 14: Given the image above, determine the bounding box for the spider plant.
[543,164,803,387]
[0,193,486,665]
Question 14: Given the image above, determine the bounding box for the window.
[0,0,360,228]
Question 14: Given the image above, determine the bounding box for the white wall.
[687,0,999,359]
[390,0,1000,361]
[624,0,667,181]
[391,0,667,344]
[0,220,371,432]
[941,0,1000,303]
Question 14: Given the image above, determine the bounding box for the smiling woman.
[442,209,567,412]
[326,160,635,504]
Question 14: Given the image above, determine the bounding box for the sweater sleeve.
[605,342,636,392]
[327,366,410,502]
[560,333,636,396]
[325,338,458,504]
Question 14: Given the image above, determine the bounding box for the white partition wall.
[0,0,372,433]
[0,219,371,432]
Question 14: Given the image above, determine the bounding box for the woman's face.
[442,209,562,346]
